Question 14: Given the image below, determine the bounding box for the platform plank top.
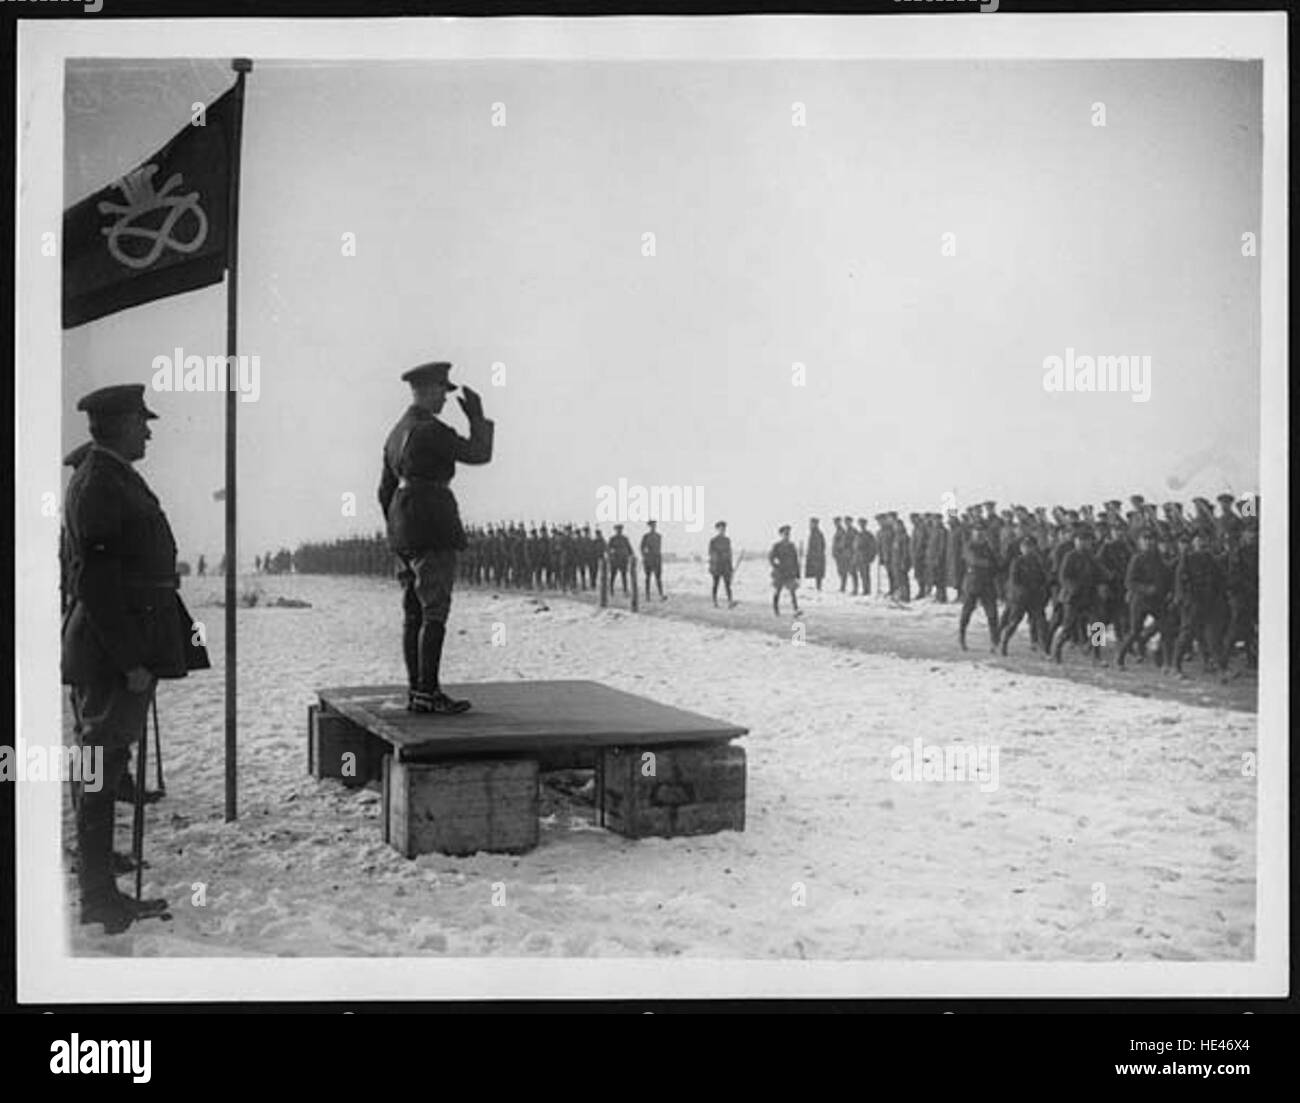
[317,680,747,761]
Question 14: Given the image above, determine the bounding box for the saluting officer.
[62,384,209,934]
[379,361,494,714]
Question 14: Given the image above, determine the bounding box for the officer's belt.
[398,475,450,490]
[122,575,180,590]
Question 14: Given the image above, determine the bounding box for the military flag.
[62,85,238,329]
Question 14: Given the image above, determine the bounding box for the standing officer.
[889,513,912,602]
[62,384,209,934]
[911,513,930,598]
[926,513,949,603]
[854,517,877,596]
[945,512,965,600]
[608,524,632,593]
[769,525,802,617]
[832,517,852,593]
[378,361,494,714]
[641,520,665,600]
[708,521,735,607]
[804,518,826,591]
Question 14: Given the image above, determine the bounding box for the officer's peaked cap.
[401,361,458,390]
[76,383,158,420]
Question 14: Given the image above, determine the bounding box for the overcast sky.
[61,58,1261,560]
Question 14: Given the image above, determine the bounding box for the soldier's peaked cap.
[778,524,791,534]
[401,361,458,390]
[1217,492,1236,502]
[76,383,158,419]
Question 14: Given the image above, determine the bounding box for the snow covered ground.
[63,569,1256,961]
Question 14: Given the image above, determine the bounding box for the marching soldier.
[769,524,802,617]
[1222,521,1258,670]
[804,517,826,591]
[379,361,494,714]
[1051,525,1103,664]
[1115,527,1171,668]
[958,522,1000,652]
[62,384,210,934]
[1173,526,1227,675]
[708,521,736,607]
[641,520,665,600]
[998,533,1049,655]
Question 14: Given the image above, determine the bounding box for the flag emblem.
[98,164,210,270]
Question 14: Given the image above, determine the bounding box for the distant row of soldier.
[458,521,667,600]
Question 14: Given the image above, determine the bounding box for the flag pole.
[225,58,252,822]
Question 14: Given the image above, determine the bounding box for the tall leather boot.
[410,621,470,714]
[403,617,420,692]
[77,746,167,933]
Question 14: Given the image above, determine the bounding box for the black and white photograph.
[12,12,1287,1005]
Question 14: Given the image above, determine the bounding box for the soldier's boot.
[958,615,969,652]
[410,622,470,714]
[402,617,420,692]
[77,747,167,934]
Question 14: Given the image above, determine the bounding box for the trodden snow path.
[63,574,1254,961]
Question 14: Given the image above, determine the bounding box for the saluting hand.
[457,386,485,420]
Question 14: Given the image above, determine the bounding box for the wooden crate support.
[600,742,746,839]
[308,703,385,788]
[386,757,540,857]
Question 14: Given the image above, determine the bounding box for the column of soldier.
[456,493,1256,679]
[816,493,1257,676]
[458,520,666,600]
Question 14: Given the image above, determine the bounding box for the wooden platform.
[308,680,748,856]
[317,680,746,760]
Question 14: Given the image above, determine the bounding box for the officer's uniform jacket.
[804,527,826,578]
[769,539,800,583]
[378,405,494,553]
[855,527,878,568]
[1007,548,1049,603]
[61,445,209,685]
[607,534,632,564]
[708,534,733,574]
[640,531,663,566]
[1124,549,1171,605]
